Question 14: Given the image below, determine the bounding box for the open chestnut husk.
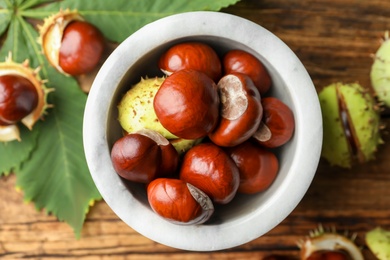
[0,53,52,142]
[209,72,263,147]
[180,142,240,204]
[298,226,364,260]
[147,178,214,225]
[38,9,105,76]
[153,69,220,139]
[318,82,382,168]
[110,129,179,183]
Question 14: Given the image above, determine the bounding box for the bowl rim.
[83,11,323,251]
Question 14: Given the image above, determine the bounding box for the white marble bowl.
[83,11,322,251]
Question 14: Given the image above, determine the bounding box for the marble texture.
[83,11,322,251]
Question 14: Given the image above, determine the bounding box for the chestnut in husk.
[38,9,105,76]
[0,53,51,142]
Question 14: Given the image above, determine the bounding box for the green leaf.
[0,3,100,236]
[0,0,240,236]
[0,14,41,176]
[0,126,40,176]
[18,0,57,11]
[0,1,12,36]
[16,67,101,238]
[23,0,241,42]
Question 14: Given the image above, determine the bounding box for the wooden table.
[1,0,390,259]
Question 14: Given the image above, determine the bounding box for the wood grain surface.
[1,0,390,259]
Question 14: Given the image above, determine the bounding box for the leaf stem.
[16,14,48,77]
[18,0,57,11]
[18,9,52,19]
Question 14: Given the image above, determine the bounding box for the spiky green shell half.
[117,77,202,154]
[0,53,53,142]
[319,82,382,168]
[118,77,177,139]
[371,31,390,107]
[366,227,390,260]
[37,9,84,76]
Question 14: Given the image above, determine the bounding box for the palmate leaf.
[0,2,100,236]
[0,0,11,36]
[22,0,241,42]
[0,14,43,176]
[0,0,241,236]
[16,67,101,238]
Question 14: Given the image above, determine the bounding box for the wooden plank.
[1,0,390,259]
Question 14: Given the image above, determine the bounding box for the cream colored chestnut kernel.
[187,183,214,224]
[136,129,169,146]
[218,74,248,120]
[253,121,272,142]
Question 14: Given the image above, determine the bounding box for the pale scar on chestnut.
[218,74,248,120]
[136,128,169,146]
[253,121,272,141]
[187,183,214,211]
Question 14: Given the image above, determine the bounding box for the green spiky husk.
[319,82,382,168]
[366,227,390,260]
[371,31,390,107]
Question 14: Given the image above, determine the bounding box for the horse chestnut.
[110,130,179,183]
[180,143,240,204]
[226,141,279,194]
[223,49,271,95]
[158,42,222,82]
[0,54,51,142]
[306,251,351,260]
[39,9,105,76]
[253,97,295,148]
[153,69,220,139]
[0,75,38,125]
[147,178,214,225]
[209,73,263,147]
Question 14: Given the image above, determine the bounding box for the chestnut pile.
[110,42,295,225]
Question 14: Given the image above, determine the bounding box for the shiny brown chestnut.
[253,97,295,148]
[180,142,240,204]
[59,21,105,75]
[147,178,214,225]
[110,129,179,183]
[307,251,351,260]
[153,69,220,139]
[209,73,263,147]
[158,42,222,82]
[0,74,38,125]
[226,141,279,194]
[223,49,271,95]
